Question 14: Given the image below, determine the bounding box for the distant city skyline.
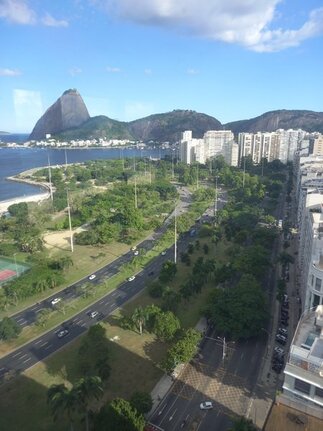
[1,0,323,132]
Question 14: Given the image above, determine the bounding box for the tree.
[0,317,22,341]
[153,311,180,341]
[159,260,177,283]
[94,398,145,431]
[203,244,209,255]
[229,416,257,431]
[278,251,295,266]
[207,274,268,340]
[75,376,103,431]
[78,324,110,380]
[130,391,153,415]
[131,307,148,335]
[162,329,201,373]
[47,384,79,431]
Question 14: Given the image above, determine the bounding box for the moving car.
[200,401,213,410]
[89,311,99,319]
[89,274,96,280]
[128,275,136,282]
[51,297,61,306]
[133,250,139,256]
[161,251,167,256]
[57,329,69,338]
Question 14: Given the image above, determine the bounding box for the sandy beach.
[0,192,51,215]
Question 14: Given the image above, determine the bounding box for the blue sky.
[1,0,323,133]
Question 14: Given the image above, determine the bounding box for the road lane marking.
[12,351,23,358]
[34,339,43,345]
[16,318,25,323]
[105,301,111,306]
[99,300,104,304]
[19,354,28,360]
[40,342,48,347]
[44,344,52,350]
[22,357,32,364]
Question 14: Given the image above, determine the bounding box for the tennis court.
[0,257,29,286]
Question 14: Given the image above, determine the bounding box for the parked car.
[274,346,285,355]
[200,401,213,410]
[282,301,289,309]
[57,329,69,338]
[133,250,139,256]
[276,334,287,345]
[130,246,137,251]
[278,328,288,336]
[281,311,289,319]
[51,297,61,306]
[272,363,283,373]
[280,319,289,327]
[88,274,96,280]
[283,294,289,303]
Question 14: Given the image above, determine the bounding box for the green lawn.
[0,232,229,431]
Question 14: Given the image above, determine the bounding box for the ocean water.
[0,147,169,201]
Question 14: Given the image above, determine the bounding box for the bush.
[148,281,165,298]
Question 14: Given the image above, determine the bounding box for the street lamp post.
[217,336,226,361]
[13,253,18,278]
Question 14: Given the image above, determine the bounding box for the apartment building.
[313,134,323,156]
[278,306,323,419]
[179,130,237,166]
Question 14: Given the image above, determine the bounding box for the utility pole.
[242,156,246,188]
[174,203,177,264]
[47,154,53,201]
[214,176,218,220]
[66,189,74,252]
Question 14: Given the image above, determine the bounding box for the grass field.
[0,233,229,431]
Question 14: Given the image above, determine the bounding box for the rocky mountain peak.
[29,89,90,140]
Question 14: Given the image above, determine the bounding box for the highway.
[0,185,220,379]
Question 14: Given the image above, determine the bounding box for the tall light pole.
[66,189,74,252]
[217,336,226,361]
[174,202,177,264]
[13,253,18,278]
[47,153,53,201]
[214,175,218,220]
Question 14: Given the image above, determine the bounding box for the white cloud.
[0,68,21,76]
[41,13,68,27]
[13,89,43,131]
[0,0,36,24]
[124,101,154,121]
[0,0,68,27]
[106,66,121,73]
[69,67,82,76]
[97,0,323,52]
[187,68,199,75]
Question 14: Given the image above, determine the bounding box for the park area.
[0,256,29,286]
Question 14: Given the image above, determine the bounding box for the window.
[313,294,320,307]
[294,379,311,395]
[315,387,323,398]
[315,277,322,292]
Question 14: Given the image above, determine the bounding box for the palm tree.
[47,383,79,431]
[132,306,148,335]
[75,376,103,431]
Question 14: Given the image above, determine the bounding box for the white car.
[130,246,137,251]
[200,401,213,410]
[51,297,61,306]
[133,250,139,256]
[128,275,136,282]
[89,311,99,319]
[57,329,69,338]
[88,274,96,280]
[161,251,167,256]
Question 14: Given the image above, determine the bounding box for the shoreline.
[0,170,52,215]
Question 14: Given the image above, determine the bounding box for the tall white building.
[179,130,236,166]
[278,306,323,419]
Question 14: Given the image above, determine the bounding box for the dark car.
[281,319,289,327]
[278,327,288,336]
[281,310,289,318]
[276,334,287,345]
[272,364,283,373]
[148,271,154,276]
[282,301,289,309]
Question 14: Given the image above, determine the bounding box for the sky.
[1,0,323,133]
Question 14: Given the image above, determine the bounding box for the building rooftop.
[290,306,323,376]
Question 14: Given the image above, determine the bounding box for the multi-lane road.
[149,332,266,431]
[0,185,204,379]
